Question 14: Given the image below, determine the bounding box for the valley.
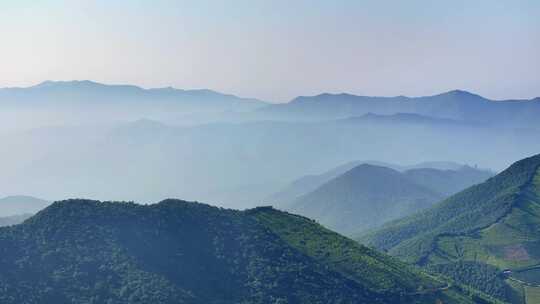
[2,2,538,301]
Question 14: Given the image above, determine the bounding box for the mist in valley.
[1,81,539,211]
[2,1,540,303]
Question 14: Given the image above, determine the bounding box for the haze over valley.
[1,81,539,209]
[2,1,539,303]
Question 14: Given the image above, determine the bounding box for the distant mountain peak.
[0,195,50,217]
[289,92,360,104]
[31,80,145,92]
[1,195,46,201]
[288,162,445,234]
[21,80,266,104]
[317,92,356,98]
[29,80,235,96]
[447,89,474,95]
[347,163,398,174]
[435,89,485,100]
[34,80,55,87]
[34,80,105,88]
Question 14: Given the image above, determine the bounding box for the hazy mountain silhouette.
[0,195,50,217]
[0,80,267,128]
[269,161,493,208]
[288,165,444,234]
[267,160,401,205]
[1,80,266,108]
[0,82,536,209]
[0,214,32,227]
[404,166,494,196]
[3,113,535,209]
[261,90,540,127]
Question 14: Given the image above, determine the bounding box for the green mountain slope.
[0,199,492,303]
[404,166,493,197]
[268,160,491,207]
[360,154,540,303]
[249,207,498,304]
[288,164,445,234]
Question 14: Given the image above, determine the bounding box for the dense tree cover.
[360,154,540,262]
[359,154,540,303]
[248,206,439,293]
[427,262,513,302]
[0,199,494,304]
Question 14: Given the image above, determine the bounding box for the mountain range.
[4,111,531,209]
[2,81,539,128]
[260,90,540,127]
[0,81,538,209]
[360,153,540,304]
[0,199,495,304]
[0,80,266,128]
[0,80,266,109]
[269,160,492,205]
[285,164,492,235]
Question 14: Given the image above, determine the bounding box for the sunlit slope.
[250,207,499,304]
[0,199,495,303]
[361,154,540,303]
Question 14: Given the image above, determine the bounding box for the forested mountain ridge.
[285,163,492,235]
[360,153,540,303]
[267,160,490,206]
[0,199,494,304]
[288,164,444,234]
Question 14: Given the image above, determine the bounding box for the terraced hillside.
[361,154,540,303]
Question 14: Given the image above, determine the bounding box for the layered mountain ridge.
[261,90,540,127]
[0,199,494,304]
[360,153,540,303]
[284,163,492,235]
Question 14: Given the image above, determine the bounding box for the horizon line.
[1,79,539,104]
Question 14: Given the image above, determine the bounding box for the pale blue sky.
[1,0,538,101]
